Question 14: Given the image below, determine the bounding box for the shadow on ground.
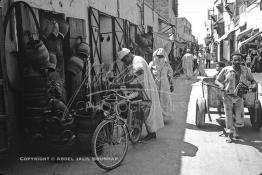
[233,126,262,153]
[186,123,223,132]
[181,141,198,157]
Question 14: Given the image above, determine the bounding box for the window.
[147,25,153,34]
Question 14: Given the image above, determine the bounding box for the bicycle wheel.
[91,119,128,170]
[127,109,142,144]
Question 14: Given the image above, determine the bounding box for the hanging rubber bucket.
[58,20,69,38]
[76,42,90,58]
[66,56,84,75]
[24,39,49,67]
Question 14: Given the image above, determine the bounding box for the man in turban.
[118,48,164,141]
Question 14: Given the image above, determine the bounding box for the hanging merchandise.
[107,35,110,42]
[47,75,65,101]
[65,39,90,107]
[43,16,69,102]
[24,39,50,70]
[41,17,54,39]
[3,1,75,153]
[50,20,59,38]
[47,52,57,71]
[48,98,68,117]
[58,19,69,39]
[76,42,90,58]
[66,56,84,75]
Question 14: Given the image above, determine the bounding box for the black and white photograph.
[0,0,262,174]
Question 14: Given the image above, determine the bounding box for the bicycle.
[91,87,150,170]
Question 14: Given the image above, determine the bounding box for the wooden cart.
[195,77,262,130]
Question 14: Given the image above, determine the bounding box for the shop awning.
[153,32,172,52]
[153,32,186,53]
[216,33,228,42]
[236,27,253,40]
[174,40,187,49]
[216,25,239,42]
[238,31,262,49]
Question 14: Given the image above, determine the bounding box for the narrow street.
[2,71,262,175]
[181,74,262,175]
[2,0,262,175]
[1,76,194,175]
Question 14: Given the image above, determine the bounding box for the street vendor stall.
[238,31,262,50]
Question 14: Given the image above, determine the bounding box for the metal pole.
[153,0,154,21]
[211,7,214,38]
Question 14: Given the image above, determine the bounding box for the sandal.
[226,134,233,143]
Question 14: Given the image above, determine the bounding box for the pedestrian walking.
[215,52,257,143]
[246,53,252,68]
[193,51,199,75]
[149,48,174,122]
[118,48,164,141]
[214,61,225,116]
[198,49,207,76]
[205,49,212,68]
[182,49,194,80]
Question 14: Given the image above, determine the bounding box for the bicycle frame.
[101,90,144,141]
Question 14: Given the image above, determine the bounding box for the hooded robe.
[131,56,164,132]
[149,48,174,122]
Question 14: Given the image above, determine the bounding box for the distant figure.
[182,49,194,79]
[245,53,251,68]
[193,51,198,73]
[205,49,212,68]
[198,49,207,76]
[214,61,226,116]
[215,61,226,78]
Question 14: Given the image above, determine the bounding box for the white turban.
[118,48,130,60]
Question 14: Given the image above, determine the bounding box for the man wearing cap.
[182,49,194,79]
[118,48,164,141]
[215,51,257,142]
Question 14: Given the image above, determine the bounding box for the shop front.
[0,2,139,157]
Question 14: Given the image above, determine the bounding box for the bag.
[234,82,249,98]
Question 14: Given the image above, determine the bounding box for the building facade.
[0,0,186,157]
[211,0,262,62]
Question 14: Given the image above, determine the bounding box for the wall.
[168,0,176,24]
[246,1,262,29]
[12,0,141,42]
[217,42,221,62]
[119,0,139,24]
[144,3,159,32]
[223,40,230,61]
[91,0,118,17]
[100,15,114,66]
[13,0,89,19]
[13,0,90,43]
[177,18,192,42]
[145,0,169,20]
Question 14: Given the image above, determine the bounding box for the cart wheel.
[249,100,262,131]
[195,97,206,127]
